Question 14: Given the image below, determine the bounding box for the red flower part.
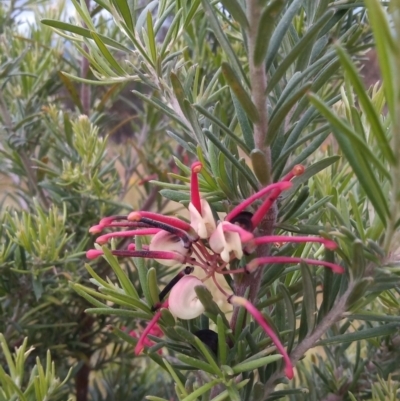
[281,164,305,182]
[127,243,149,251]
[251,165,305,228]
[226,182,292,224]
[253,236,337,250]
[247,256,345,274]
[135,301,168,355]
[89,224,103,234]
[191,162,203,214]
[99,215,128,226]
[86,248,186,263]
[110,249,187,263]
[86,249,104,259]
[128,211,198,242]
[229,295,294,379]
[96,228,161,244]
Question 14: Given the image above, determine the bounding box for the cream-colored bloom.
[168,276,206,319]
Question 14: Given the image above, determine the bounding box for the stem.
[247,0,271,160]
[263,280,356,397]
[75,312,94,401]
[80,0,91,115]
[230,0,275,331]
[383,18,400,253]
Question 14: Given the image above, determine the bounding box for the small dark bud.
[194,329,218,355]
[228,211,254,232]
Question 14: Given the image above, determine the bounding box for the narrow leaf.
[41,19,131,52]
[91,32,126,75]
[334,43,395,164]
[221,62,259,123]
[254,0,285,65]
[201,0,247,84]
[232,355,282,374]
[219,0,248,28]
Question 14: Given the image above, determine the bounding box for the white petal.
[149,230,189,266]
[168,276,205,319]
[209,222,243,263]
[189,199,216,239]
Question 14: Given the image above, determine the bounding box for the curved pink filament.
[229,296,294,379]
[253,236,337,250]
[96,228,161,244]
[226,182,292,223]
[191,162,203,214]
[249,256,344,274]
[128,211,193,233]
[135,301,168,355]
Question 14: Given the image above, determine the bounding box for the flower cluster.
[87,162,344,379]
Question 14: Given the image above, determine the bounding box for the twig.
[247,0,271,166]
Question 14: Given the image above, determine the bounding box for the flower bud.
[168,276,205,319]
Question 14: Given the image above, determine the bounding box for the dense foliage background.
[0,0,399,400]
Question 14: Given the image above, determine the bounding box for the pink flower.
[87,161,344,378]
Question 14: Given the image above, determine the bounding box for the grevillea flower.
[87,161,345,380]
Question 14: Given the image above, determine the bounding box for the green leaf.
[132,90,190,131]
[194,103,250,154]
[267,82,311,145]
[300,262,316,334]
[147,267,160,306]
[170,72,187,113]
[308,94,390,224]
[85,307,149,319]
[317,322,400,345]
[267,10,335,93]
[160,8,183,58]
[133,237,153,306]
[251,149,270,185]
[308,93,390,180]
[41,19,131,52]
[163,359,188,398]
[181,379,220,401]
[209,380,250,401]
[58,72,83,112]
[90,31,126,75]
[278,284,296,353]
[218,0,248,28]
[254,0,285,65]
[71,283,109,308]
[146,12,157,64]
[176,354,216,375]
[182,99,207,149]
[113,0,134,31]
[183,0,202,30]
[265,0,303,69]
[231,91,255,150]
[232,355,282,374]
[364,0,397,119]
[201,0,247,84]
[221,62,259,123]
[202,129,258,190]
[334,43,395,164]
[217,315,228,365]
[101,246,139,298]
